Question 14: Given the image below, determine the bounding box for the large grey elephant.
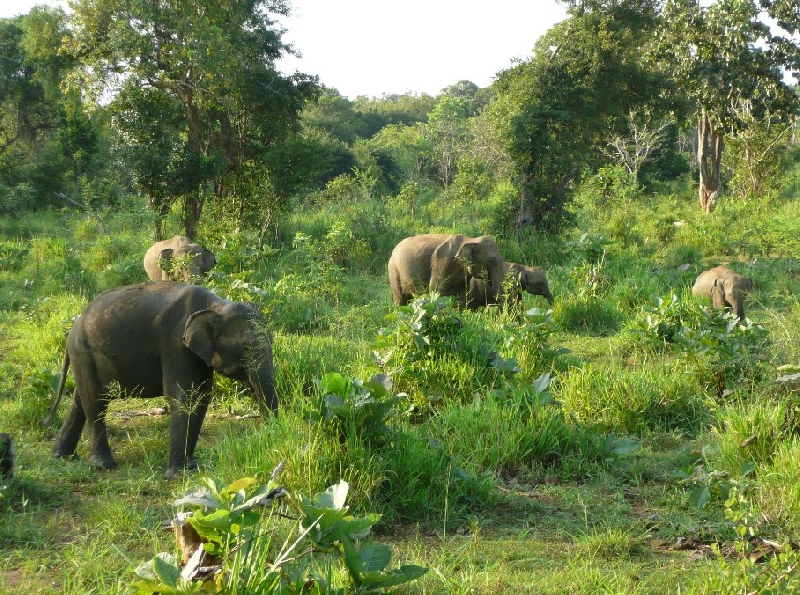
[387,234,505,308]
[468,262,554,310]
[143,235,217,282]
[48,282,277,478]
[692,265,754,321]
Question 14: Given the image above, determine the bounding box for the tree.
[656,0,799,211]
[492,1,662,230]
[0,7,108,212]
[604,109,674,184]
[426,95,474,189]
[68,0,318,237]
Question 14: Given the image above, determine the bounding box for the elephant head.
[144,235,217,282]
[183,302,277,416]
[692,265,753,322]
[453,236,504,296]
[512,263,554,306]
[468,261,553,310]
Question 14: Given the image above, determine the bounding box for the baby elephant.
[48,282,277,478]
[468,262,554,310]
[692,265,754,321]
[144,235,216,282]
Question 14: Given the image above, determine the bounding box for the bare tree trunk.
[180,89,203,238]
[516,171,534,229]
[698,109,723,212]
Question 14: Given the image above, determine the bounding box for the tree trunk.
[516,171,534,229]
[697,109,723,212]
[180,88,204,238]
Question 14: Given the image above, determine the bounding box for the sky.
[275,1,568,98]
[1,0,568,99]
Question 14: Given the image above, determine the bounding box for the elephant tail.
[42,347,70,428]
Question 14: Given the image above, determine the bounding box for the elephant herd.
[387,233,553,310]
[47,232,753,479]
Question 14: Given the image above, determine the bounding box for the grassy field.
[1,174,800,593]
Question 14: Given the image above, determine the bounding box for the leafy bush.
[133,472,427,594]
[307,372,401,446]
[629,294,770,391]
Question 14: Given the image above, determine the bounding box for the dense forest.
[2,0,797,238]
[3,0,800,593]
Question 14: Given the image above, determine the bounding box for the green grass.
[2,186,800,592]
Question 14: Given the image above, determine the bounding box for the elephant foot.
[165,457,199,480]
[89,454,118,471]
[53,450,80,461]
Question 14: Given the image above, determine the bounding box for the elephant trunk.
[248,360,278,417]
[733,301,746,322]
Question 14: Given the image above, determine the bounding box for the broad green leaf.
[360,565,429,590]
[173,487,221,509]
[152,552,181,588]
[357,541,391,572]
[314,480,349,511]
[189,509,233,541]
[688,485,711,510]
[321,372,352,398]
[336,513,382,540]
[223,477,257,497]
[531,372,552,393]
[611,438,639,455]
[740,461,756,477]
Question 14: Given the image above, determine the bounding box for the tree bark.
[697,109,723,212]
[516,171,534,228]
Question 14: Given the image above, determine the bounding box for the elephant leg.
[166,387,211,479]
[185,393,211,466]
[82,394,116,470]
[52,391,86,459]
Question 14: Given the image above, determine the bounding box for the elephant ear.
[183,310,217,367]
[158,248,175,275]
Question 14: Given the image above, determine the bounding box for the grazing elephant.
[468,262,554,310]
[692,265,754,321]
[387,234,504,308]
[48,282,277,478]
[143,235,217,282]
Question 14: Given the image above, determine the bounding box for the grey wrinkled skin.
[387,234,505,308]
[50,282,277,478]
[143,235,216,282]
[692,265,754,321]
[468,262,554,310]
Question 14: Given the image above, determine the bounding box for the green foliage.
[307,372,401,446]
[629,294,771,390]
[557,363,709,434]
[133,474,427,594]
[373,294,548,410]
[297,480,427,593]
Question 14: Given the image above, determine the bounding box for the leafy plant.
[307,372,402,445]
[373,293,462,368]
[297,480,428,593]
[133,472,427,594]
[630,294,770,390]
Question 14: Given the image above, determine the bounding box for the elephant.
[0,433,12,479]
[692,265,754,321]
[47,282,277,478]
[387,234,505,308]
[143,235,217,282]
[468,262,554,310]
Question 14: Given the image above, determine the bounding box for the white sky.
[276,1,568,98]
[1,0,567,99]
